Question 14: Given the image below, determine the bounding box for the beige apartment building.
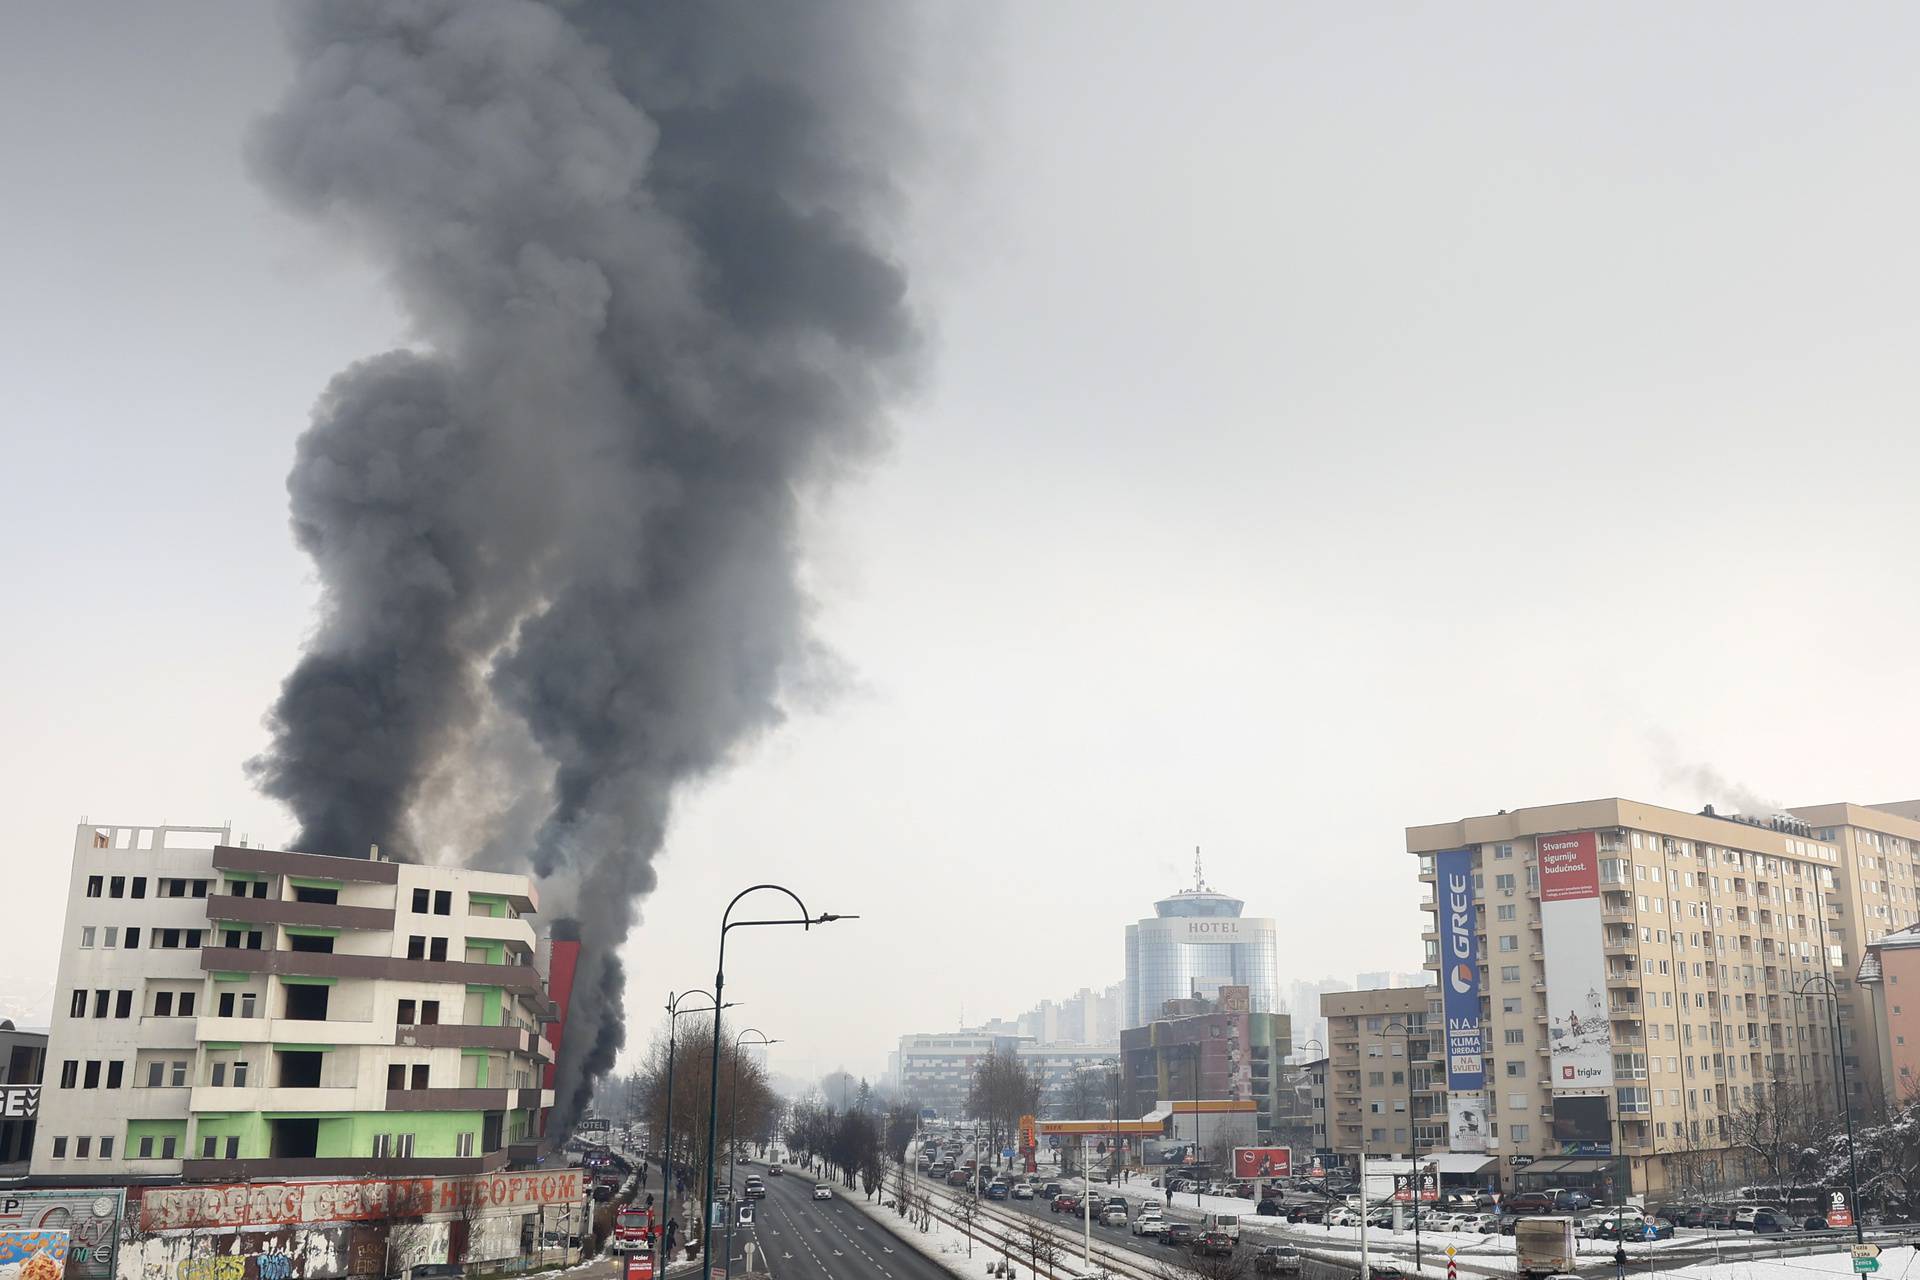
[1409,797,1874,1198]
[1322,987,1444,1157]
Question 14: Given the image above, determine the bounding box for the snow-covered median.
[834,1188,1044,1280]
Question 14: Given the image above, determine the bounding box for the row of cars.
[1649,1203,1852,1233]
[1046,1194,1242,1258]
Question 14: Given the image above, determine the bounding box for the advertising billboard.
[1231,1147,1292,1179]
[0,1230,67,1280]
[1538,831,1612,1093]
[1435,848,1485,1091]
[1391,1168,1439,1202]
[0,1193,118,1280]
[1550,1095,1612,1156]
[1446,1093,1487,1153]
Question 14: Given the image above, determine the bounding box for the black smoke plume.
[246,0,920,1131]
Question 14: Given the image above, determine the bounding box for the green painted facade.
[467,985,505,1026]
[469,893,510,919]
[465,938,506,965]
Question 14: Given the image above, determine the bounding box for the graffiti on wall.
[175,1253,294,1280]
[139,1174,579,1232]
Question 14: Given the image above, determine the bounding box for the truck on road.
[1514,1216,1578,1278]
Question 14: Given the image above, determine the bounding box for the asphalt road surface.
[718,1171,957,1280]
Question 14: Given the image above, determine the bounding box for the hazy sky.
[4,3,1918,1088]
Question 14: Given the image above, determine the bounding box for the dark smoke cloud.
[247,0,921,1130]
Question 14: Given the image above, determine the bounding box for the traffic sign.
[1853,1245,1881,1261]
[1853,1259,1878,1273]
[1643,1224,1658,1242]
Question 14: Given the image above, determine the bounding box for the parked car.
[1256,1199,1283,1217]
[1163,1224,1197,1247]
[1607,1219,1674,1241]
[1700,1206,1737,1230]
[1653,1204,1707,1228]
[1051,1194,1082,1215]
[1197,1231,1235,1257]
[1748,1209,1796,1234]
[1132,1212,1167,1237]
[1803,1215,1830,1231]
[1467,1214,1500,1234]
[1368,1265,1404,1280]
[1254,1246,1302,1276]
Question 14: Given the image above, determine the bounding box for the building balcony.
[199,946,543,992]
[460,914,538,953]
[192,1015,388,1046]
[384,1086,552,1112]
[189,1084,360,1112]
[205,894,396,933]
[214,845,399,885]
[396,1023,554,1062]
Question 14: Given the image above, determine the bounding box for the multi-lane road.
[711,1170,957,1280]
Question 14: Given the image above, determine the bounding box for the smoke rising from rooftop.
[245,0,920,1129]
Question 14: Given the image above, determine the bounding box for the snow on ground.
[1662,1245,1919,1280]
[836,1186,1042,1280]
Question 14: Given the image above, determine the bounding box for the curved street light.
[1792,973,1863,1244]
[699,885,854,1280]
[659,988,731,1269]
[724,1028,780,1280]
[1382,1022,1426,1275]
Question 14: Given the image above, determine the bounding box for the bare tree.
[1019,1217,1058,1280]
[1724,1084,1837,1204]
[951,1185,981,1257]
[969,1050,1042,1175]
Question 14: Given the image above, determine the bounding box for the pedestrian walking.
[1165,1185,1173,1206]
[1613,1243,1628,1280]
[665,1217,679,1260]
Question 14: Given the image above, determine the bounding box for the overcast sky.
[4,3,1918,1088]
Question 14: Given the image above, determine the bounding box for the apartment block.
[1119,986,1292,1135]
[1321,986,1441,1160]
[896,1031,1120,1119]
[1410,798,1853,1198]
[32,822,557,1183]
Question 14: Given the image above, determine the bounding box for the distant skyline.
[7,3,1920,1088]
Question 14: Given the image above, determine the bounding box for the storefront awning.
[1517,1157,1611,1177]
[1426,1154,1496,1175]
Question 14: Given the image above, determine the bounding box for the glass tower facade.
[1124,885,1279,1027]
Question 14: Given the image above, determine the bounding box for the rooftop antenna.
[1194,845,1206,892]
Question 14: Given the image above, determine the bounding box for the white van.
[1202,1213,1242,1242]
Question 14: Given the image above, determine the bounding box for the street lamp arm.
[669,987,721,1013]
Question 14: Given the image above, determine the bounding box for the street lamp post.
[1284,1037,1330,1230]
[1794,974,1863,1244]
[662,988,730,1271]
[699,885,853,1280]
[1383,1022,1424,1276]
[725,1028,780,1280]
[1189,1044,1204,1209]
